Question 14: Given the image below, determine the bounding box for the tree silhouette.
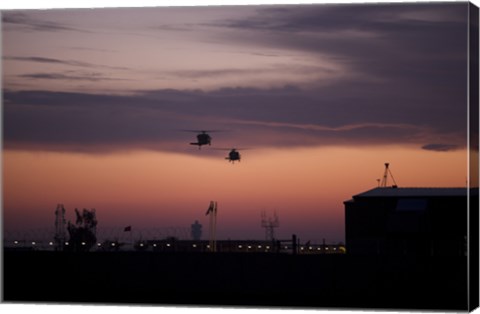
[66,208,97,252]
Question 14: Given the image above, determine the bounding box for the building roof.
[353,187,472,198]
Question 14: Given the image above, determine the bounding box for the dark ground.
[2,250,468,311]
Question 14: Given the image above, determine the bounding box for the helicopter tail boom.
[190,142,204,149]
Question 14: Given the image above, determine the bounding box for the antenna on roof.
[380,163,398,188]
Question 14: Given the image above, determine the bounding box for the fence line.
[3,226,191,247]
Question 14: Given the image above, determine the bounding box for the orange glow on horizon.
[3,145,468,242]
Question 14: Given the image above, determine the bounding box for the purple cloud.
[3,86,469,154]
[422,144,461,152]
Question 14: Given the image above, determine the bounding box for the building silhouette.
[191,220,202,241]
[344,187,477,256]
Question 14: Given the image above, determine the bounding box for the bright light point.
[166,243,171,247]
[266,246,270,249]
[49,242,53,245]
[111,243,116,246]
[65,242,69,245]
[32,242,36,245]
[14,241,18,244]
[238,245,242,248]
[300,247,304,250]
[309,246,313,250]
[192,244,197,248]
[258,245,262,249]
[97,243,102,246]
[247,245,252,249]
[140,243,144,247]
[81,242,86,245]
[153,244,157,247]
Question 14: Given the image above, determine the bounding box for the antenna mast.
[380,163,398,188]
[261,210,279,242]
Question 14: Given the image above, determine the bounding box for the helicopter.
[184,129,230,149]
[191,131,211,148]
[215,147,248,163]
[226,149,241,163]
[182,130,215,149]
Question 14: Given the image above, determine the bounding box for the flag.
[206,201,214,215]
[205,206,212,216]
[124,226,131,232]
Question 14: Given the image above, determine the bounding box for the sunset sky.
[1,1,475,243]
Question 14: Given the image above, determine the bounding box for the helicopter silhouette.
[183,130,229,149]
[181,130,215,149]
[226,149,241,163]
[215,147,248,163]
[190,131,211,148]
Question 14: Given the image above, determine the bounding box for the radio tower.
[54,204,66,251]
[261,210,279,242]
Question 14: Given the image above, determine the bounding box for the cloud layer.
[2,3,472,154]
[3,85,468,154]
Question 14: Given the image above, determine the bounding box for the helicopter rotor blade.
[179,129,227,133]
[212,147,250,151]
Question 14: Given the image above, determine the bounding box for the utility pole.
[54,204,66,251]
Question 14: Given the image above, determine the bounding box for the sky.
[1,0,476,244]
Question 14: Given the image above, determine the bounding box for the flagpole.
[130,228,133,250]
[206,201,216,252]
[213,201,217,252]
